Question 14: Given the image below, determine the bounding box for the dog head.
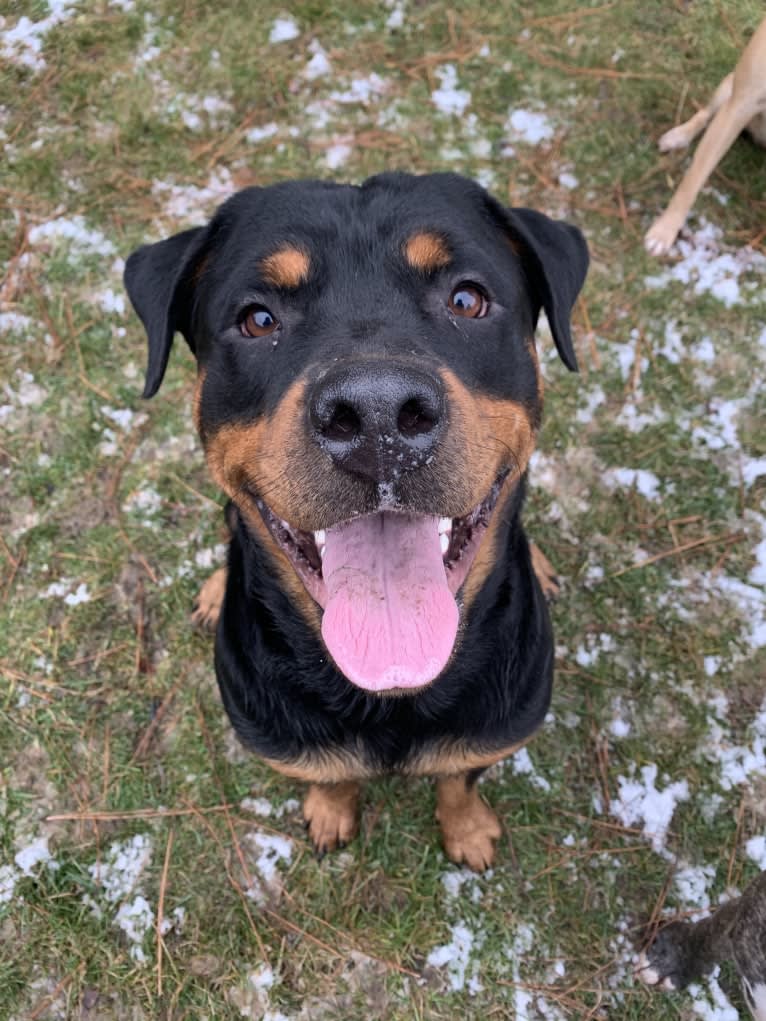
[125,172,588,694]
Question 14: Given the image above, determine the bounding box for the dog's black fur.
[124,172,588,864]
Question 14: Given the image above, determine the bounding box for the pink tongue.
[321,512,459,692]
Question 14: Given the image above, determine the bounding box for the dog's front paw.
[635,922,698,991]
[645,213,684,257]
[191,567,226,632]
[658,124,695,152]
[437,792,502,872]
[303,782,360,856]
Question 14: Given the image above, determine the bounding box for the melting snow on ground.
[431,64,471,116]
[704,695,766,789]
[609,763,689,854]
[510,747,551,792]
[646,219,766,307]
[153,167,234,226]
[688,968,739,1020]
[427,921,483,993]
[506,108,554,145]
[0,836,57,907]
[269,17,300,44]
[0,1,78,72]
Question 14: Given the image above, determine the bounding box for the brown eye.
[240,305,279,337]
[448,283,488,318]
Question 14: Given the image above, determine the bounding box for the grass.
[1,0,766,1018]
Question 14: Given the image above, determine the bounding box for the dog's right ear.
[124,226,207,398]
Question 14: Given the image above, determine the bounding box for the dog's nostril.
[324,401,361,442]
[397,397,438,438]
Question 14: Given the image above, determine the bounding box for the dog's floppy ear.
[503,207,589,372]
[124,226,207,398]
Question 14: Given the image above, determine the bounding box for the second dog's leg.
[658,74,733,152]
[645,88,758,256]
[192,566,227,632]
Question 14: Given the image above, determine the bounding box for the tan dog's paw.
[436,778,502,872]
[645,213,684,257]
[658,123,696,152]
[191,567,226,632]
[530,542,560,603]
[303,782,360,856]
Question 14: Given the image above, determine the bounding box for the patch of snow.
[704,695,766,789]
[559,171,579,189]
[431,64,471,116]
[246,122,279,144]
[427,921,482,993]
[510,747,551,792]
[645,219,766,307]
[0,1,78,73]
[15,836,54,875]
[303,42,331,80]
[28,215,116,257]
[123,485,163,516]
[269,17,300,43]
[115,894,154,962]
[688,968,739,1020]
[603,467,662,501]
[153,167,234,226]
[506,108,554,145]
[63,582,91,606]
[745,835,766,869]
[325,140,353,169]
[440,868,484,903]
[386,3,405,29]
[330,73,388,105]
[574,632,615,668]
[674,862,715,912]
[89,834,153,903]
[611,763,689,853]
[0,312,40,336]
[92,287,126,316]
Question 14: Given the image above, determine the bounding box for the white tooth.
[440,533,449,555]
[320,546,326,560]
[314,529,326,547]
[438,517,451,534]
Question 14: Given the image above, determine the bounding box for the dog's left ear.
[124,226,207,398]
[503,207,589,372]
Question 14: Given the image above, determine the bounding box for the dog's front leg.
[303,781,361,856]
[435,772,502,872]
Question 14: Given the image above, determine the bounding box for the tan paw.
[530,542,560,603]
[645,213,684,257]
[436,778,502,872]
[658,124,695,152]
[191,567,226,632]
[303,782,360,856]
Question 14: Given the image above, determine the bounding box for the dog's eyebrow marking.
[404,232,452,273]
[259,246,311,288]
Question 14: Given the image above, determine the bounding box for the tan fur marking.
[191,566,226,632]
[303,781,361,853]
[259,246,310,289]
[264,747,374,784]
[529,542,560,602]
[407,736,531,776]
[202,380,323,629]
[404,232,451,273]
[440,368,538,609]
[436,774,502,871]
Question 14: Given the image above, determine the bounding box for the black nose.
[309,361,446,483]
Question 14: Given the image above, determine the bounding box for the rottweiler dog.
[124,172,588,870]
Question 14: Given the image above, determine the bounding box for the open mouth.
[253,471,508,693]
